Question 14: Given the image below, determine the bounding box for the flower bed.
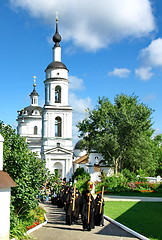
[26,221,40,230]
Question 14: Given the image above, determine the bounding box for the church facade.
[17,18,73,180]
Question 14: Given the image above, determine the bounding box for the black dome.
[30,89,39,96]
[53,33,61,43]
[74,140,84,150]
[45,61,68,71]
[18,106,42,116]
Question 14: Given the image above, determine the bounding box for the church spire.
[30,76,39,106]
[52,14,61,62]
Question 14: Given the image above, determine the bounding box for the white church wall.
[42,111,72,140]
[18,118,42,137]
[73,149,87,157]
[46,157,72,181]
[18,122,27,135]
[88,153,103,165]
[27,119,42,136]
[46,69,68,80]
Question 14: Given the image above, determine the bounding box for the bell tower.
[41,16,73,180]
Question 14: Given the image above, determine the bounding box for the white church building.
[17,18,73,180]
[17,18,113,182]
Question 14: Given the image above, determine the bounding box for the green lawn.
[104,201,162,240]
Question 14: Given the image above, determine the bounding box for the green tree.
[0,121,47,215]
[152,134,162,175]
[77,94,156,174]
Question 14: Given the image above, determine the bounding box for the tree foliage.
[0,121,48,215]
[72,167,90,181]
[77,94,159,175]
[152,134,162,175]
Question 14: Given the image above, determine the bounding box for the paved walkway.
[29,203,140,240]
[103,195,162,202]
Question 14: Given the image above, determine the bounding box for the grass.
[104,201,162,240]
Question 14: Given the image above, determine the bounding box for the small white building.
[73,140,114,182]
[0,134,16,240]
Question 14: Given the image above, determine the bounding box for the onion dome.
[30,88,39,97]
[53,17,61,47]
[45,61,68,71]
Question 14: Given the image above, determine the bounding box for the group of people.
[51,185,104,231]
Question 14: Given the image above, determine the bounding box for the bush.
[76,178,90,193]
[95,171,161,194]
[121,169,137,182]
[72,167,90,193]
[157,183,162,193]
[72,167,90,181]
[10,206,46,239]
[95,174,130,193]
[133,182,160,192]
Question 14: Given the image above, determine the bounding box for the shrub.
[76,178,90,193]
[10,205,46,239]
[134,182,160,192]
[72,167,90,181]
[156,183,162,193]
[95,174,130,193]
[121,169,137,182]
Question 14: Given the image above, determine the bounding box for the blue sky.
[1,0,162,144]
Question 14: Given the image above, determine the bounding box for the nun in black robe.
[94,193,104,226]
[80,190,95,231]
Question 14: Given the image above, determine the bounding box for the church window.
[34,126,38,135]
[45,87,47,103]
[55,117,62,137]
[55,85,61,103]
[34,98,37,104]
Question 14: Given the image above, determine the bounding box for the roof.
[45,61,68,71]
[30,89,39,96]
[18,106,42,116]
[0,171,16,188]
[73,154,89,164]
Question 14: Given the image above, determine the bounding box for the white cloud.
[143,94,156,102]
[69,92,92,114]
[108,68,130,78]
[135,67,153,80]
[69,92,93,144]
[69,75,85,90]
[139,38,162,67]
[9,0,155,51]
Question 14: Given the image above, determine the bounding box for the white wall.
[0,188,11,240]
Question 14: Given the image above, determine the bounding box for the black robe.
[94,194,104,226]
[80,191,95,231]
[65,189,75,225]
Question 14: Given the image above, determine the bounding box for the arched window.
[34,126,38,135]
[55,85,61,103]
[55,117,62,137]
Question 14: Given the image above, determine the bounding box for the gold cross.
[56,11,59,22]
[33,76,37,86]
